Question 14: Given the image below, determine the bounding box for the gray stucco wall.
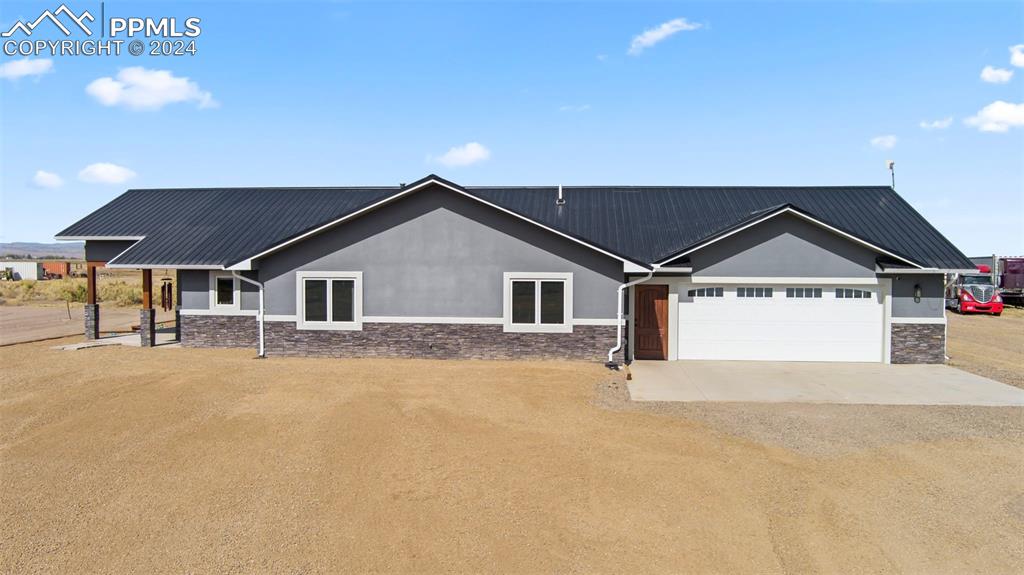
[885,274,945,318]
[179,269,258,310]
[255,185,623,318]
[240,277,259,310]
[84,240,136,262]
[179,270,209,309]
[685,214,878,278]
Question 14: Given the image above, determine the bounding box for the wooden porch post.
[142,269,152,309]
[86,261,99,305]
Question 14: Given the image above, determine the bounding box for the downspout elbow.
[606,266,656,367]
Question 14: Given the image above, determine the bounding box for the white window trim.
[503,272,573,333]
[295,271,363,331]
[209,271,240,310]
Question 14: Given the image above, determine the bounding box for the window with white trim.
[786,287,822,298]
[836,288,872,299]
[209,272,240,310]
[296,271,362,330]
[687,287,724,298]
[737,287,773,298]
[503,272,573,333]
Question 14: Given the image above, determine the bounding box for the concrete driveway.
[628,361,1024,406]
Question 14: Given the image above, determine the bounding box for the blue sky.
[1,0,1022,256]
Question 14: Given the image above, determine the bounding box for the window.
[503,272,573,333]
[209,272,239,310]
[216,277,235,305]
[296,271,362,330]
[687,287,724,298]
[737,287,773,298]
[786,287,822,299]
[835,288,872,299]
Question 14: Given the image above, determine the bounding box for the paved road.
[0,305,176,346]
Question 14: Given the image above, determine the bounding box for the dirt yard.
[1,342,1021,573]
[947,306,1024,388]
[0,305,176,346]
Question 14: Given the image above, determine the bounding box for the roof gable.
[656,204,922,268]
[227,175,649,270]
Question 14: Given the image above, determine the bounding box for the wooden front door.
[635,285,669,360]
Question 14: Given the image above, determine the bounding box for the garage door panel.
[677,284,884,362]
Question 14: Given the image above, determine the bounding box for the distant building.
[0,261,44,280]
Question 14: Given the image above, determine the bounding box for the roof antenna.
[556,184,566,206]
[887,160,895,189]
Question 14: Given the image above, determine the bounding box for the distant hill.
[0,242,85,260]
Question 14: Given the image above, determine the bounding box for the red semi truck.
[946,257,1024,315]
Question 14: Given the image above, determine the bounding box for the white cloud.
[86,67,217,110]
[870,135,898,150]
[435,142,491,167]
[559,104,591,112]
[78,163,137,184]
[628,18,702,55]
[964,100,1024,132]
[31,170,63,189]
[980,65,1014,84]
[0,58,53,80]
[596,54,608,61]
[1010,44,1024,67]
[919,117,953,130]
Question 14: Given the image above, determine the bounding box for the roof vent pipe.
[556,184,566,206]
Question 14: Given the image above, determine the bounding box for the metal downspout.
[606,266,656,367]
[232,271,265,358]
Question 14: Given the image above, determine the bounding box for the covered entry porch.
[83,261,178,347]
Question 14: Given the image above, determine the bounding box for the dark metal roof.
[56,187,399,267]
[469,185,972,269]
[55,175,973,269]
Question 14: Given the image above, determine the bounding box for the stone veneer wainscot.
[181,315,620,361]
[890,323,945,364]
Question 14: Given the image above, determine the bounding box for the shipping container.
[41,261,71,278]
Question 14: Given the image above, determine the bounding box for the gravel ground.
[1,339,1022,573]
[946,307,1024,389]
[0,305,175,346]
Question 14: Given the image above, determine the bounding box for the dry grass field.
[1,341,1022,573]
[0,268,176,307]
[947,306,1024,389]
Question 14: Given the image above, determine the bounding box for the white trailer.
[0,261,44,280]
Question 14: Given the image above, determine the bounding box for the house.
[55,174,974,364]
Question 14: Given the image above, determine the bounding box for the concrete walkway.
[53,329,180,351]
[628,360,1024,406]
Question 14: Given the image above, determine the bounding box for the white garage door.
[677,284,885,362]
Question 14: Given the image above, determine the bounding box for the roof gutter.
[878,267,975,275]
[606,265,657,368]
[232,271,265,358]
